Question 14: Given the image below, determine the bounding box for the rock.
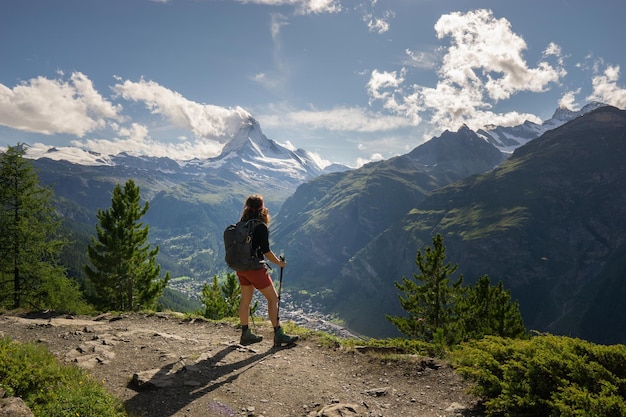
[421,357,443,370]
[310,403,362,417]
[0,397,35,417]
[445,401,468,413]
[363,387,388,397]
[130,368,178,390]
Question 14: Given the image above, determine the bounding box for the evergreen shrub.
[452,334,626,416]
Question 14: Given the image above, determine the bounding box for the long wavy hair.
[240,194,270,224]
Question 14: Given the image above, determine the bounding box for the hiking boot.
[274,326,299,347]
[240,328,263,346]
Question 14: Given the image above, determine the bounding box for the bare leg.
[259,284,280,328]
[239,284,255,326]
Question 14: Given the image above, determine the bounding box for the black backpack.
[223,219,266,271]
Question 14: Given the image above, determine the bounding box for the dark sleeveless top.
[251,222,270,258]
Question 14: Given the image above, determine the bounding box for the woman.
[236,194,298,347]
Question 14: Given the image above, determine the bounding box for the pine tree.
[0,144,85,310]
[200,276,228,320]
[388,234,526,345]
[387,234,463,342]
[85,179,169,311]
[199,273,241,320]
[458,275,526,340]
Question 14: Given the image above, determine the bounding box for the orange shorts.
[237,268,273,290]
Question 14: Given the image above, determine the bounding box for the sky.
[1,0,626,168]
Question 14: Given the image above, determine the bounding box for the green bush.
[0,336,126,417]
[452,334,626,416]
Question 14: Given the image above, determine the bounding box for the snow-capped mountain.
[25,145,116,166]
[478,102,606,153]
[188,117,324,185]
[26,117,327,188]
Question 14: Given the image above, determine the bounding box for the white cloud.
[367,69,423,125]
[234,0,341,15]
[0,72,256,160]
[403,49,439,70]
[71,122,225,161]
[434,9,565,101]
[543,42,561,57]
[271,12,289,39]
[364,9,394,34]
[259,105,413,132]
[559,89,581,111]
[356,152,384,168]
[0,72,121,136]
[0,73,252,159]
[367,9,566,133]
[252,13,292,96]
[587,65,626,108]
[112,78,250,142]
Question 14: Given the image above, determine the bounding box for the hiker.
[236,194,298,347]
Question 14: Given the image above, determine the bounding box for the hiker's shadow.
[124,344,279,417]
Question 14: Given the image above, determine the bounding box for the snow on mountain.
[24,116,325,185]
[25,144,115,166]
[478,102,607,153]
[22,103,608,178]
[175,117,324,184]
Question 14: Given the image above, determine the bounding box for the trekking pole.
[277,255,285,324]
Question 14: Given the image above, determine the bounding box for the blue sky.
[1,0,625,167]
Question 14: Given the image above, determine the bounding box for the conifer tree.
[458,275,526,340]
[0,144,85,310]
[199,273,241,319]
[388,234,526,345]
[200,276,229,320]
[85,179,169,311]
[387,234,463,342]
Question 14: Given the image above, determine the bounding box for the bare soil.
[0,312,483,417]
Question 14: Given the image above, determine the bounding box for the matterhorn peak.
[218,116,275,158]
[202,116,324,184]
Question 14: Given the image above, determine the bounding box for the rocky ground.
[0,312,483,417]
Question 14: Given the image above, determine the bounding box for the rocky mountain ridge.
[477,101,606,151]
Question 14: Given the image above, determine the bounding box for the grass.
[0,336,127,417]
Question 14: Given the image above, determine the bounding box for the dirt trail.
[0,313,481,417]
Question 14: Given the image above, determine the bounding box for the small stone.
[364,387,389,397]
[445,402,467,412]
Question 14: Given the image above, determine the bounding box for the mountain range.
[30,117,338,291]
[22,102,626,344]
[336,106,626,343]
